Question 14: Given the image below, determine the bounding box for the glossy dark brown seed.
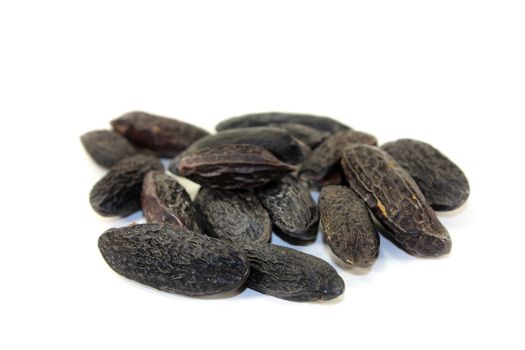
[269,123,331,149]
[341,144,451,257]
[89,154,163,217]
[111,111,209,157]
[319,185,379,267]
[98,224,250,297]
[173,144,297,189]
[299,130,377,187]
[216,112,351,134]
[195,188,271,243]
[177,127,311,165]
[81,130,138,168]
[256,175,319,243]
[382,139,470,211]
[141,171,204,233]
[238,242,345,301]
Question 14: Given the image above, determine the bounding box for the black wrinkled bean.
[98,224,250,297]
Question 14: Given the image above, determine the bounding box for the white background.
[1,1,524,349]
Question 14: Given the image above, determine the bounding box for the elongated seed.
[173,144,297,189]
[111,111,209,157]
[141,171,204,233]
[239,242,345,301]
[319,185,379,267]
[90,154,163,217]
[98,224,250,297]
[256,175,319,243]
[178,126,310,165]
[216,112,350,134]
[341,144,451,257]
[195,188,272,243]
[382,139,469,211]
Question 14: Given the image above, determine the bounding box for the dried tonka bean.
[173,144,296,189]
[111,111,209,157]
[141,171,203,233]
[256,175,319,243]
[319,185,379,267]
[216,112,350,134]
[177,127,311,165]
[299,130,377,187]
[98,224,250,297]
[341,145,451,257]
[195,188,271,243]
[269,123,330,149]
[89,154,163,217]
[81,130,138,168]
[382,139,470,211]
[239,242,345,301]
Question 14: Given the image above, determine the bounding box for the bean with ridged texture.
[238,242,345,301]
[141,171,204,233]
[89,155,163,217]
[98,224,250,297]
[382,139,469,211]
[81,130,138,168]
[341,144,452,257]
[216,112,350,134]
[195,188,272,243]
[173,144,296,189]
[256,175,319,243]
[111,111,209,157]
[175,127,310,165]
[319,185,379,267]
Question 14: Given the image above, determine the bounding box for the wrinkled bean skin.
[216,112,350,134]
[90,155,164,217]
[238,242,345,301]
[382,139,470,211]
[178,127,311,165]
[299,130,377,187]
[98,224,250,297]
[195,188,272,243]
[319,185,379,267]
[256,175,319,243]
[269,123,330,149]
[141,171,204,233]
[111,111,209,157]
[173,144,297,189]
[81,130,138,168]
[341,145,452,257]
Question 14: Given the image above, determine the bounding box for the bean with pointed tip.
[81,130,138,168]
[195,187,272,243]
[340,144,451,257]
[256,175,319,243]
[111,111,209,157]
[382,139,469,211]
[173,144,297,189]
[177,126,310,165]
[89,154,164,217]
[238,242,345,301]
[319,185,379,267]
[98,224,250,297]
[141,171,204,233]
[216,112,350,134]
